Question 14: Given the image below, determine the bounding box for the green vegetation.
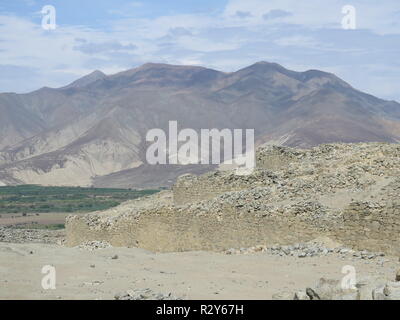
[0,185,159,214]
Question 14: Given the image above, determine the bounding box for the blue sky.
[0,0,399,101]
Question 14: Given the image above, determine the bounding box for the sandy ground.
[0,242,398,300]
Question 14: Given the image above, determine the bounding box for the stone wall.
[66,143,400,255]
[256,145,300,170]
[172,174,248,206]
[66,206,323,252]
[336,200,400,255]
[66,199,400,255]
[173,146,300,205]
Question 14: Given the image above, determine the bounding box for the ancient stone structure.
[66,143,400,255]
[172,173,246,206]
[256,145,300,170]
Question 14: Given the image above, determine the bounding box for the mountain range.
[0,61,399,188]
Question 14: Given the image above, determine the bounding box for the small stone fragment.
[294,291,310,300]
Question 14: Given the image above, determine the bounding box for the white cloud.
[0,1,399,100]
[224,0,400,34]
[274,35,321,48]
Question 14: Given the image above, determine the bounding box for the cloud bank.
[0,0,399,101]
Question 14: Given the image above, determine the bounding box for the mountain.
[0,61,399,187]
[62,70,107,89]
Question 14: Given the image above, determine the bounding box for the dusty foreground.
[0,241,398,300]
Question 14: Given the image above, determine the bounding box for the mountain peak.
[110,62,210,80]
[90,70,106,77]
[139,62,206,71]
[238,61,289,75]
[253,61,281,66]
[63,70,107,89]
[0,61,399,188]
[250,61,285,69]
[298,69,352,89]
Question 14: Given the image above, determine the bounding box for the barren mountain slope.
[0,62,399,187]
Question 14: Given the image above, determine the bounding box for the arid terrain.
[1,142,400,300]
[0,233,399,300]
[0,212,70,227]
[2,0,400,304]
[1,62,400,189]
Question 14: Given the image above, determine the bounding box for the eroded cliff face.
[66,143,400,255]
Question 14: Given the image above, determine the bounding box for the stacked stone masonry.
[66,143,400,255]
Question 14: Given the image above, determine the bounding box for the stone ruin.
[66,143,400,256]
[291,274,400,300]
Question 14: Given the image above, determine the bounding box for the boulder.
[372,286,385,300]
[383,282,400,300]
[309,278,360,300]
[294,291,310,300]
[305,288,320,300]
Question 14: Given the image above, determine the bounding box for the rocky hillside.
[1,62,399,187]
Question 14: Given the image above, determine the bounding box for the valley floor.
[0,241,398,300]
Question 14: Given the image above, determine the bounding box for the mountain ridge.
[0,61,399,187]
